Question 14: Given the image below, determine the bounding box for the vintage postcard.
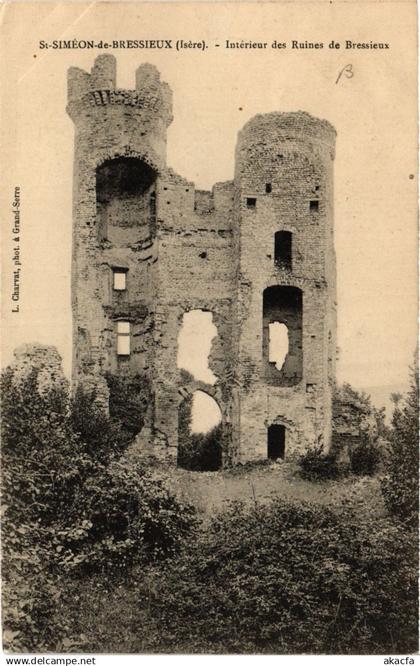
[1,0,418,659]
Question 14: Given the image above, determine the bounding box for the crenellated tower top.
[66,55,173,174]
[67,55,172,125]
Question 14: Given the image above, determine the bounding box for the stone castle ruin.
[67,54,337,465]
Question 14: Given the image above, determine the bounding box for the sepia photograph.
[1,0,418,657]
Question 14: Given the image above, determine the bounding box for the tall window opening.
[274,231,292,270]
[117,321,130,356]
[263,286,303,386]
[267,424,286,460]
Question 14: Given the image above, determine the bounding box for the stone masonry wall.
[68,56,336,465]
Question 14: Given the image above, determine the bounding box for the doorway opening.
[267,424,286,460]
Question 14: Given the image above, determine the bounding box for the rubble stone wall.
[68,56,337,464]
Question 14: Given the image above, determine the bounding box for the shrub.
[298,443,348,481]
[146,499,418,654]
[349,438,381,476]
[1,361,196,651]
[70,385,128,461]
[62,459,197,572]
[177,424,223,471]
[105,372,151,444]
[381,361,419,528]
[2,522,64,652]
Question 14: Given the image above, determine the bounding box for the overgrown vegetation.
[381,360,419,528]
[58,498,418,654]
[143,499,418,654]
[349,438,381,476]
[2,354,418,654]
[177,424,223,471]
[298,444,349,481]
[1,366,196,651]
[333,382,389,441]
[299,382,384,481]
[105,372,151,444]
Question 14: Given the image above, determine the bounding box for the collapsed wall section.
[151,174,236,457]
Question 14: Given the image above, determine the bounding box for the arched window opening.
[177,390,222,471]
[96,157,157,246]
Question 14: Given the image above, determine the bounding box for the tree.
[390,392,403,408]
[381,358,419,527]
[1,349,196,651]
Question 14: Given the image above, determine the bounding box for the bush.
[1,362,196,651]
[2,520,64,652]
[177,424,223,471]
[105,372,151,445]
[298,444,348,481]
[381,362,419,528]
[349,439,381,476]
[146,499,418,654]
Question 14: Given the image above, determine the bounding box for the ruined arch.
[96,156,158,245]
[177,389,223,471]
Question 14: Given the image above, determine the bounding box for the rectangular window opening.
[246,197,257,209]
[117,320,130,356]
[265,183,272,194]
[113,269,127,291]
[310,200,319,213]
[274,231,292,271]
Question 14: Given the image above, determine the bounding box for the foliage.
[145,499,418,654]
[178,425,223,471]
[333,382,389,441]
[298,443,348,481]
[381,361,419,528]
[2,520,68,652]
[177,391,222,471]
[70,385,128,461]
[105,372,151,444]
[349,437,381,476]
[332,382,388,477]
[1,364,196,651]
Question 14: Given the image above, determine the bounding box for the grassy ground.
[160,460,386,519]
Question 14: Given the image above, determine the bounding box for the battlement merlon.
[66,55,173,126]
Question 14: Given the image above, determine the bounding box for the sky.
[1,1,418,404]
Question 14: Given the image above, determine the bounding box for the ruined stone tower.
[67,55,336,464]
